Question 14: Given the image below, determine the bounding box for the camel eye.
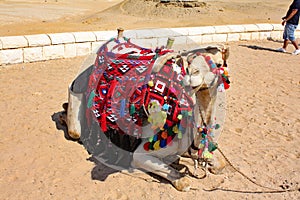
[193,69,200,74]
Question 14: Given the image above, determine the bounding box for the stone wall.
[0,23,298,66]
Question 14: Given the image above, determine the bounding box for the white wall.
[0,23,296,66]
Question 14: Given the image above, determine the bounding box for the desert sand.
[0,0,300,200]
[0,0,292,36]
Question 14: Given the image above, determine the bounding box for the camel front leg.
[132,152,191,191]
[66,84,83,140]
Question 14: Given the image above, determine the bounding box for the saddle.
[85,37,194,152]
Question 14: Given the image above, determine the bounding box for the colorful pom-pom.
[177,114,183,120]
[162,104,169,111]
[161,131,168,139]
[129,103,135,115]
[153,141,160,150]
[167,136,173,145]
[149,142,154,150]
[148,80,154,87]
[203,150,213,159]
[208,142,218,152]
[143,142,150,151]
[173,126,179,134]
[178,132,182,139]
[223,81,230,90]
[160,139,167,148]
[149,136,154,142]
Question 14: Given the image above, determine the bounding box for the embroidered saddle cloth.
[85,38,194,151]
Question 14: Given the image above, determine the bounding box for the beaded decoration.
[197,124,219,159]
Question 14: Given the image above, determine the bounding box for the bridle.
[186,47,229,157]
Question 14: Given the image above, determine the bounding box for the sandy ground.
[0,0,292,36]
[1,0,300,199]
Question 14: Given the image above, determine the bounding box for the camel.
[60,29,230,191]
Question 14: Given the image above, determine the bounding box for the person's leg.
[287,24,299,50]
[291,39,300,55]
[277,24,289,52]
[283,39,289,49]
[291,39,299,50]
[282,24,290,50]
[287,24,300,54]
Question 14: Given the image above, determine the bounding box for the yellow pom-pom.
[153,141,160,150]
[148,81,154,87]
[203,150,213,159]
[173,126,179,133]
[178,132,182,139]
[177,114,183,120]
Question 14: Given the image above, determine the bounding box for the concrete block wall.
[0,23,297,66]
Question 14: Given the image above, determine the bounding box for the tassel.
[107,79,117,98]
[120,99,126,117]
[87,90,96,108]
[100,112,107,132]
[208,142,218,152]
[129,103,135,116]
[223,81,230,90]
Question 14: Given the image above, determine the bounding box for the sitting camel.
[60,31,230,191]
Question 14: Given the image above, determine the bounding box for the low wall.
[0,23,298,66]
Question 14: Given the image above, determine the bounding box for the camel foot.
[68,130,80,140]
[172,176,191,192]
[207,152,226,175]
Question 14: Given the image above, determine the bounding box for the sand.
[0,0,300,199]
[0,0,292,36]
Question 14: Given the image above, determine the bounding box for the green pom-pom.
[208,142,218,152]
[130,103,135,115]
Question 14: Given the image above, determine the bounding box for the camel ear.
[222,46,230,60]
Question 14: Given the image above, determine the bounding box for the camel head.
[182,44,229,89]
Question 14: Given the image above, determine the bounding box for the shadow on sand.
[51,111,78,141]
[51,111,121,181]
[51,111,200,184]
[239,44,281,53]
[239,39,299,54]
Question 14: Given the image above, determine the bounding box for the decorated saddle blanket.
[85,38,195,151]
